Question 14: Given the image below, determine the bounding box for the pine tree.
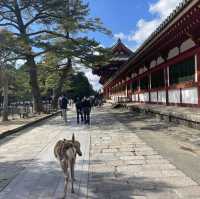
[0,30,16,121]
[41,0,112,106]
[0,0,111,111]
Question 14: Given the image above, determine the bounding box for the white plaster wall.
[168,47,179,59]
[158,91,166,103]
[135,94,139,101]
[144,92,149,102]
[168,89,181,103]
[157,56,164,65]
[150,92,157,102]
[182,87,198,104]
[132,94,138,102]
[150,60,156,68]
[132,95,135,101]
[139,93,144,102]
[180,39,195,53]
[139,93,149,102]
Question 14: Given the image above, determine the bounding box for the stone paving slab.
[0,114,48,134]
[111,107,200,185]
[126,102,200,131]
[88,107,200,199]
[0,112,60,139]
[0,115,90,199]
[0,106,200,198]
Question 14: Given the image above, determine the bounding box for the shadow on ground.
[0,106,190,198]
[0,158,174,199]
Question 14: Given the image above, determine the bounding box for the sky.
[84,0,183,90]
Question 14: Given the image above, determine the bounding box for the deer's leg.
[60,160,69,199]
[63,174,69,199]
[60,159,68,175]
[70,162,75,193]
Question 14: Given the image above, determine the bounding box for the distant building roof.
[104,0,200,87]
[93,39,133,84]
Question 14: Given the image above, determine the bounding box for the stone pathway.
[127,102,200,123]
[88,108,200,199]
[0,113,90,199]
[0,113,53,136]
[0,106,200,198]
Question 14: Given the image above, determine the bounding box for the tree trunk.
[2,69,9,122]
[26,55,42,113]
[52,59,72,109]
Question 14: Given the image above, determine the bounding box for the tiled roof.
[104,0,195,87]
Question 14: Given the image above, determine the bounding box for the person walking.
[59,94,68,123]
[82,97,91,125]
[75,97,83,124]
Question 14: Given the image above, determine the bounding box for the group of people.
[58,94,91,125]
[75,97,91,124]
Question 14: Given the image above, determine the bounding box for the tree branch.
[33,48,54,57]
[0,23,19,30]
[24,12,46,28]
[0,15,18,25]
[27,30,66,38]
[0,1,15,13]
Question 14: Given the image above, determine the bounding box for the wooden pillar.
[125,82,128,98]
[164,67,169,105]
[138,78,140,102]
[196,49,200,106]
[161,51,169,105]
[148,68,151,103]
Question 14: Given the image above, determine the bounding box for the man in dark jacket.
[82,97,91,125]
[75,97,83,124]
[59,94,68,123]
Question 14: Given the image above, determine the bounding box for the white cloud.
[84,69,102,90]
[74,63,102,91]
[149,0,183,19]
[128,18,161,44]
[115,0,183,47]
[114,32,127,40]
[130,43,141,52]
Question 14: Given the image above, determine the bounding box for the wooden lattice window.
[131,81,138,92]
[169,56,195,85]
[140,76,149,90]
[151,69,165,89]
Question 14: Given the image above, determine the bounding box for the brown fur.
[54,134,82,198]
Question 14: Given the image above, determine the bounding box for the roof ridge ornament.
[117,38,122,43]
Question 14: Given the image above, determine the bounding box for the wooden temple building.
[93,0,200,107]
[93,38,134,97]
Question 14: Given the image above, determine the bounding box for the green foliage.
[66,72,96,99]
[12,66,32,101]
[0,0,111,104]
[37,54,96,99]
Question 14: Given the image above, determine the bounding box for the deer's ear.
[72,133,75,143]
